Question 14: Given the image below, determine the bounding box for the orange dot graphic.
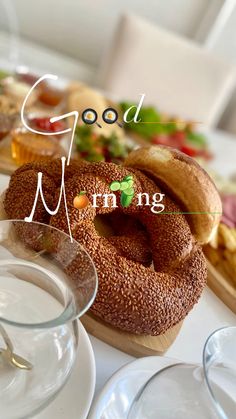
[73,192,89,210]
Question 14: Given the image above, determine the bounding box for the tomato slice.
[180,145,198,157]
[151,131,186,149]
[30,117,66,134]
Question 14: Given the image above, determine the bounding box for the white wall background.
[207,2,236,133]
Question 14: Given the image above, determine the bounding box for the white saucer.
[35,321,96,419]
[89,356,178,419]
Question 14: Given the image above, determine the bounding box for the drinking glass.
[128,326,236,419]
[0,219,97,419]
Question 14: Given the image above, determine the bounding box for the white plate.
[88,356,178,419]
[34,321,95,419]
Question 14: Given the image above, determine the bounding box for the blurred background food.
[0,67,213,165]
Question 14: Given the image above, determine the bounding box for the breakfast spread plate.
[0,64,215,175]
[88,356,178,419]
[0,68,131,173]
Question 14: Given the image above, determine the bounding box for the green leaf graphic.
[110,181,121,191]
[121,191,134,207]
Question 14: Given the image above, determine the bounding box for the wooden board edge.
[207,259,236,314]
[81,312,183,358]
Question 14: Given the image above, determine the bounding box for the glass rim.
[202,326,236,419]
[0,219,98,329]
[129,327,236,418]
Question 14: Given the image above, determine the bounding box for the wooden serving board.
[207,259,236,314]
[0,192,183,357]
[0,138,18,175]
[81,313,182,357]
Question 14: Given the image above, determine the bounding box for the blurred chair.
[98,14,236,127]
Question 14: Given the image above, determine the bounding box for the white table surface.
[0,128,236,404]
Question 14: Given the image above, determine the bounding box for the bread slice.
[124,145,222,244]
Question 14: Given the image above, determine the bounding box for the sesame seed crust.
[4,159,207,335]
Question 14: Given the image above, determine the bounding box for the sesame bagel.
[125,145,222,244]
[4,158,207,335]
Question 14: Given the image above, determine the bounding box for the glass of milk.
[0,219,97,419]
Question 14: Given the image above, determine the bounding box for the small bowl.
[11,127,65,165]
